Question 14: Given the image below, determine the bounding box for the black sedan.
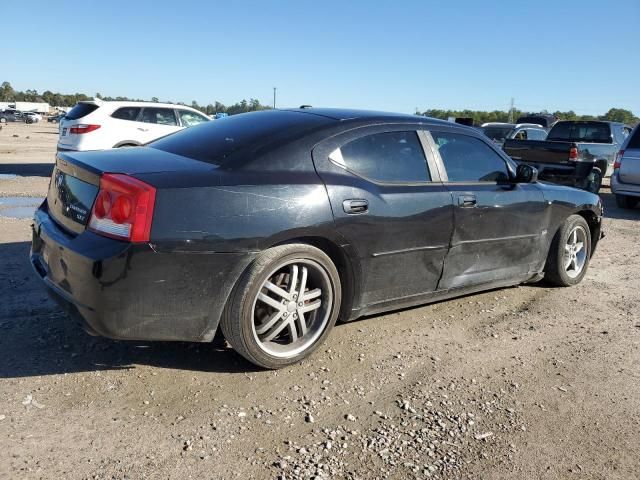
[31,109,603,368]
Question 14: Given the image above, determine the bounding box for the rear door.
[428,129,547,289]
[312,125,454,308]
[620,127,640,184]
[136,107,181,143]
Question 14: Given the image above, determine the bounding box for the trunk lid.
[47,147,215,234]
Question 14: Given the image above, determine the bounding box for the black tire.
[220,244,342,369]
[544,215,592,287]
[615,194,639,209]
[585,167,602,194]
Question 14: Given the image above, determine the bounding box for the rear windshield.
[481,126,513,142]
[149,110,332,166]
[65,103,100,120]
[626,127,640,149]
[547,122,612,143]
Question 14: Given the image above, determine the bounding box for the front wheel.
[220,244,342,369]
[544,215,592,287]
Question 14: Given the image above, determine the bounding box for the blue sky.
[4,0,639,115]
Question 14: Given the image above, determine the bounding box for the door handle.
[343,199,369,214]
[137,127,149,132]
[458,195,477,207]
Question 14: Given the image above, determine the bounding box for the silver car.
[612,125,640,209]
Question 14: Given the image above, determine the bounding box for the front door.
[312,126,454,308]
[427,129,547,290]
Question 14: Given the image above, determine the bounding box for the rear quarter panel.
[140,170,340,254]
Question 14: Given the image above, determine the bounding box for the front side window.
[332,131,430,183]
[431,132,510,182]
[178,110,209,127]
[513,129,527,140]
[141,107,178,126]
[527,129,547,140]
[111,107,141,121]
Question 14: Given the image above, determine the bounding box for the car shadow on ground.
[0,241,261,379]
[599,190,640,221]
[0,163,53,177]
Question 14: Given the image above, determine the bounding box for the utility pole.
[508,97,515,123]
[273,87,277,109]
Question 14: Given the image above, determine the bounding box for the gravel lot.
[1,121,639,479]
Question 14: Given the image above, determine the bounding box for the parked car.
[480,122,548,147]
[0,109,25,123]
[48,113,65,124]
[516,113,558,129]
[503,120,632,193]
[611,125,640,209]
[31,109,603,368]
[57,100,210,152]
[23,112,42,123]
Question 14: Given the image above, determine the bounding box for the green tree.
[600,108,638,124]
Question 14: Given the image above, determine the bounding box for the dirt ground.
[0,121,639,480]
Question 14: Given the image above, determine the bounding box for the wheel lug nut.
[283,312,288,317]
[298,302,303,307]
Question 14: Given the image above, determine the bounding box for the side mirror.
[515,164,538,183]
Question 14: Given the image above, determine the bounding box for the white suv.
[57,99,210,151]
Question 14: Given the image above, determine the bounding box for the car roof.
[284,107,455,126]
[481,122,515,128]
[78,99,205,112]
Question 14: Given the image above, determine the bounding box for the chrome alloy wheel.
[564,225,588,279]
[251,259,333,358]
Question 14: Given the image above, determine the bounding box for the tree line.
[2,81,637,123]
[0,81,271,115]
[420,108,639,126]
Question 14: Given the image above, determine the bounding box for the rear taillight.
[69,124,101,134]
[88,173,156,242]
[614,149,624,169]
[568,146,579,161]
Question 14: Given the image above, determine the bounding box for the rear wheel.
[220,244,341,369]
[545,215,592,287]
[0,118,6,124]
[615,194,639,209]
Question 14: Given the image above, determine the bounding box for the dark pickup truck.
[503,120,632,193]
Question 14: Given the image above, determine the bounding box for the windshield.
[480,126,514,142]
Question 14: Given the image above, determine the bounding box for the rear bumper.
[611,172,640,197]
[30,205,256,342]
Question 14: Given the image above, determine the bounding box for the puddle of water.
[0,196,45,219]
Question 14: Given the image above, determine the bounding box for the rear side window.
[141,108,177,126]
[432,132,509,182]
[111,107,141,121]
[65,103,100,120]
[333,131,430,183]
[547,122,612,143]
[178,110,209,127]
[627,127,640,149]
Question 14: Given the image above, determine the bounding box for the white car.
[57,99,210,151]
[23,112,43,123]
